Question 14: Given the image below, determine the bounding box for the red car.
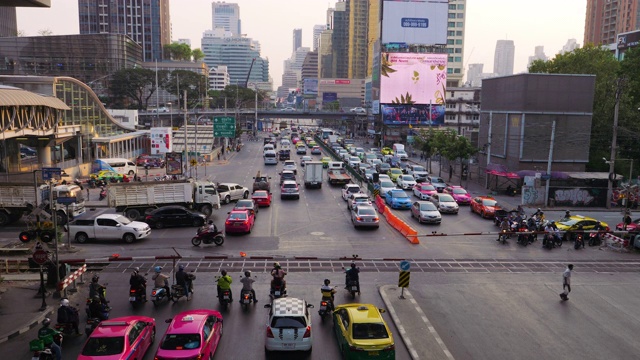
[78,316,155,360]
[444,186,472,205]
[252,190,272,207]
[224,209,255,234]
[155,309,223,360]
[616,217,640,232]
[413,183,437,200]
[470,196,501,219]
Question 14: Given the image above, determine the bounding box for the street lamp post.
[167,102,173,129]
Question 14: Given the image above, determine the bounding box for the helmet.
[350,262,356,269]
[154,266,162,273]
[537,208,541,212]
[274,262,280,268]
[92,275,99,282]
[208,220,214,225]
[178,264,185,271]
[42,318,51,327]
[324,279,330,286]
[244,271,251,277]
[134,267,140,272]
[221,269,227,276]
[60,299,69,307]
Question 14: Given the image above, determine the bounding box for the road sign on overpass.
[213,116,236,137]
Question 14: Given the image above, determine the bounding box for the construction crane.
[244,58,256,88]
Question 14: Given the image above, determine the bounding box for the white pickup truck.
[68,214,151,244]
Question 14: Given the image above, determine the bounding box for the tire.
[125,209,141,221]
[123,233,136,244]
[152,300,159,307]
[128,170,135,176]
[155,222,164,229]
[200,205,212,216]
[56,210,68,225]
[213,236,224,246]
[481,211,485,218]
[19,231,31,243]
[243,191,249,199]
[76,232,89,244]
[191,237,202,246]
[0,211,10,227]
[224,195,231,204]
[192,218,204,227]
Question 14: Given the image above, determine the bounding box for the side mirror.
[116,224,122,227]
[307,304,315,308]
[379,308,387,313]
[263,304,272,309]
[165,319,172,323]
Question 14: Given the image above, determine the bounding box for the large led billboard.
[381,104,445,126]
[380,52,447,105]
[303,78,318,95]
[381,0,448,45]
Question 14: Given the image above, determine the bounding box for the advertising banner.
[165,152,183,175]
[617,30,640,51]
[380,52,447,105]
[323,92,338,102]
[381,104,445,126]
[382,0,448,45]
[303,78,318,95]
[150,127,172,154]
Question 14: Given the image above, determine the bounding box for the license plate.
[320,305,327,311]
[274,291,281,296]
[369,351,379,356]
[234,223,243,226]
[129,297,136,301]
[243,298,251,303]
[223,295,230,300]
[283,343,295,349]
[311,182,317,185]
[351,286,358,291]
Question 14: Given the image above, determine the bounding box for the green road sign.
[213,116,236,137]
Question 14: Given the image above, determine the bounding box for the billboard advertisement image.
[381,104,445,126]
[150,127,172,154]
[165,152,183,175]
[382,0,448,45]
[322,92,338,102]
[303,78,318,95]
[380,52,447,105]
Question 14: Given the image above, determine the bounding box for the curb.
[378,285,419,360]
[0,305,54,345]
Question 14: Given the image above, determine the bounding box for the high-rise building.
[209,65,230,91]
[212,2,241,36]
[493,40,515,76]
[0,7,17,37]
[78,0,170,62]
[561,39,580,54]
[312,25,325,52]
[447,0,467,87]
[201,30,269,87]
[318,28,334,78]
[584,0,639,46]
[348,0,368,79]
[301,51,318,81]
[366,0,380,78]
[467,63,483,87]
[293,28,302,52]
[527,46,547,68]
[332,1,350,79]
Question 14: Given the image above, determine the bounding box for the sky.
[16,0,586,88]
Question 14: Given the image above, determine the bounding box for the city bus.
[321,128,334,140]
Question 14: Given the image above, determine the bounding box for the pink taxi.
[154,309,223,360]
[413,183,437,201]
[444,186,472,205]
[78,316,155,360]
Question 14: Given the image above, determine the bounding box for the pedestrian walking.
[217,152,221,161]
[560,264,573,301]
[420,153,424,161]
[86,187,90,201]
[623,210,632,231]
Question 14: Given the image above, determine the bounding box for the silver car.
[410,201,442,224]
[430,193,459,214]
[351,205,380,228]
[348,193,372,210]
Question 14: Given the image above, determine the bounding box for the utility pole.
[607,78,625,209]
[485,111,492,189]
[183,90,188,177]
[544,120,556,207]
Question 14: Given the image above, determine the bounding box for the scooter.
[589,231,602,246]
[574,233,585,249]
[191,227,224,246]
[129,286,147,307]
[240,289,255,310]
[318,289,337,319]
[54,322,79,337]
[85,286,108,318]
[498,229,509,244]
[346,279,360,299]
[29,333,62,360]
[218,289,232,310]
[270,282,287,299]
[98,188,107,201]
[150,286,171,306]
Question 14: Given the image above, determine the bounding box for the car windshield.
[81,336,125,356]
[380,181,394,187]
[229,213,247,220]
[452,188,467,195]
[355,198,370,203]
[350,157,359,161]
[271,316,307,328]
[392,191,409,198]
[236,200,253,207]
[365,169,376,174]
[390,169,401,174]
[413,166,425,172]
[347,187,360,193]
[253,191,268,197]
[352,323,389,339]
[160,333,201,350]
[430,177,444,183]
[482,199,497,207]
[439,194,455,202]
[358,208,376,215]
[559,219,581,226]
[284,161,295,166]
[402,176,414,181]
[420,203,437,211]
[115,215,132,225]
[283,183,297,188]
[420,184,436,191]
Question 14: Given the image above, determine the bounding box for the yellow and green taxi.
[321,157,332,168]
[381,147,394,155]
[387,168,403,182]
[307,140,317,147]
[555,215,608,232]
[90,170,125,182]
[333,303,395,360]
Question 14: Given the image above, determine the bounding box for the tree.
[439,130,477,184]
[164,42,192,61]
[616,47,640,179]
[412,128,436,172]
[192,48,205,62]
[164,70,208,108]
[108,68,160,110]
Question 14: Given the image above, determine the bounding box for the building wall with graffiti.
[521,186,546,206]
[550,187,607,207]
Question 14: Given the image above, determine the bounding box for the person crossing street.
[560,264,573,301]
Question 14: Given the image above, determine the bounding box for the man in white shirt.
[560,264,574,301]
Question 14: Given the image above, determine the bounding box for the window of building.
[447,39,454,45]
[454,68,461,74]
[455,57,462,62]
[448,30,456,36]
[449,4,456,9]
[447,68,453,74]
[446,103,456,109]
[448,56,454,62]
[457,13,464,18]
[448,13,456,19]
[457,4,464,9]
[455,48,462,53]
[456,31,463,36]
[457,22,464,27]
[446,115,457,120]
[456,39,463,44]
[448,22,455,28]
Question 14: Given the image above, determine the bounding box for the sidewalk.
[379,285,454,360]
[0,282,55,345]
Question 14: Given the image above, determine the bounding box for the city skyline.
[16,0,586,88]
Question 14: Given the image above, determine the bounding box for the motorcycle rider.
[89,275,108,306]
[208,220,218,234]
[498,217,510,241]
[560,210,572,222]
[56,298,81,335]
[270,262,287,292]
[37,318,62,360]
[88,295,109,321]
[240,270,257,303]
[217,269,233,301]
[152,266,170,296]
[129,267,147,301]
[573,224,585,248]
[175,264,193,298]
[345,262,360,289]
[321,279,337,307]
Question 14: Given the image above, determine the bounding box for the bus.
[98,158,138,176]
[321,128,334,140]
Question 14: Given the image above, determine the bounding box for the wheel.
[123,233,136,244]
[243,191,249,199]
[224,195,231,204]
[155,222,164,229]
[213,236,224,246]
[56,210,68,225]
[0,212,10,227]
[191,237,202,246]
[200,205,212,216]
[481,211,485,218]
[76,232,89,244]
[125,208,141,221]
[151,327,156,343]
[19,231,31,243]
[193,218,204,227]
[128,170,135,176]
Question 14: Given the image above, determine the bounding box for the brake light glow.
[349,345,365,351]
[151,290,157,296]
[321,301,328,306]
[266,326,274,338]
[303,325,311,338]
[383,344,396,351]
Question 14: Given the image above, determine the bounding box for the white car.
[341,183,362,201]
[378,174,391,182]
[348,156,361,168]
[283,160,298,175]
[348,193,372,210]
[430,193,459,214]
[397,175,417,190]
[407,164,429,182]
[395,150,408,160]
[340,151,351,160]
[349,107,366,114]
[378,180,396,198]
[217,183,250,204]
[264,297,313,353]
[300,156,312,167]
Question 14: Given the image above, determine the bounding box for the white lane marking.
[408,289,455,360]
[379,286,420,360]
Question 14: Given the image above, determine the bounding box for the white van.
[263,144,275,153]
[264,150,278,165]
[100,158,138,176]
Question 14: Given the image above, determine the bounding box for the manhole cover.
[310,232,324,236]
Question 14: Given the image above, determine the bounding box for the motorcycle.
[574,233,585,249]
[542,233,562,249]
[318,288,337,319]
[84,314,107,336]
[129,286,147,307]
[98,188,107,201]
[54,322,79,337]
[29,333,62,360]
[191,227,225,246]
[498,229,509,244]
[346,279,360,299]
[240,289,255,309]
[150,286,171,306]
[270,282,287,299]
[589,231,602,246]
[85,286,108,317]
[517,226,531,246]
[218,289,232,310]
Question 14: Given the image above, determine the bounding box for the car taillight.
[356,217,363,221]
[130,289,136,293]
[145,216,152,220]
[303,325,311,338]
[225,221,231,225]
[373,217,379,221]
[349,345,365,352]
[151,290,157,296]
[266,326,274,338]
[383,344,395,351]
[321,301,328,306]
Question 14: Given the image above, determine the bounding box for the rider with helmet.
[208,220,218,233]
[270,262,287,292]
[345,262,360,289]
[37,318,62,360]
[89,274,108,305]
[321,279,337,301]
[129,267,147,300]
[175,264,193,297]
[88,295,109,321]
[152,266,170,296]
[56,298,81,335]
[216,269,233,301]
[240,270,257,303]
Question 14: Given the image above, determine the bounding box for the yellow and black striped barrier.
[398,270,410,288]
